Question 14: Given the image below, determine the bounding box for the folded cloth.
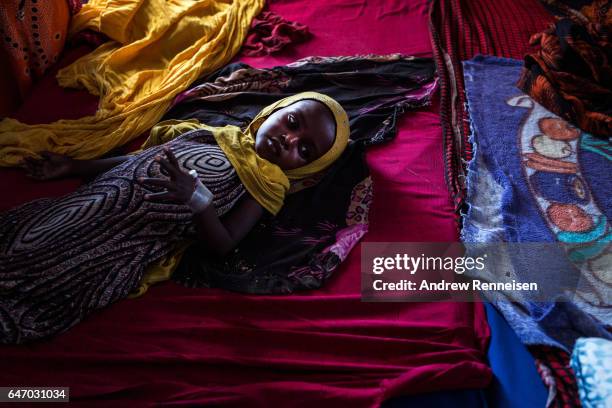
[517,1,612,139]
[0,0,264,166]
[240,10,311,57]
[570,337,612,408]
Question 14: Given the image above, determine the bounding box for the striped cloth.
[531,345,581,408]
[429,0,553,211]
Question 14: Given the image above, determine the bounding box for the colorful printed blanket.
[462,56,611,350]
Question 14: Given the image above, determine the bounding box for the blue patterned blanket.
[462,56,611,351]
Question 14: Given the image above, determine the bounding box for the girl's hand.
[138,147,213,213]
[22,151,75,180]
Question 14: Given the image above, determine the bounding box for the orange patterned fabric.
[517,0,612,139]
[0,0,75,114]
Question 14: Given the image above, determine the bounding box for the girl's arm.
[192,194,265,257]
[138,147,266,257]
[23,151,131,180]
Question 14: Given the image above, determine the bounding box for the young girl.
[0,92,349,344]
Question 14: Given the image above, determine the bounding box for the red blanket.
[0,1,491,406]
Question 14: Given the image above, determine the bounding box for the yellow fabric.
[0,0,264,166]
[141,119,205,149]
[126,240,192,299]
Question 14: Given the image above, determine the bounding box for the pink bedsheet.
[0,1,491,406]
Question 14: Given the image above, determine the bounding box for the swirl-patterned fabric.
[0,130,245,344]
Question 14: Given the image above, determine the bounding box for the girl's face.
[254,100,336,170]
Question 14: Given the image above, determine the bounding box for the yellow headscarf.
[147,92,350,215]
[245,92,351,180]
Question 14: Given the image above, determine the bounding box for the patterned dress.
[0,130,245,344]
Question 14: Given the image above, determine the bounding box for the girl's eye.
[287,114,298,130]
[298,142,311,160]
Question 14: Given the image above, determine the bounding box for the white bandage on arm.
[187,169,214,214]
